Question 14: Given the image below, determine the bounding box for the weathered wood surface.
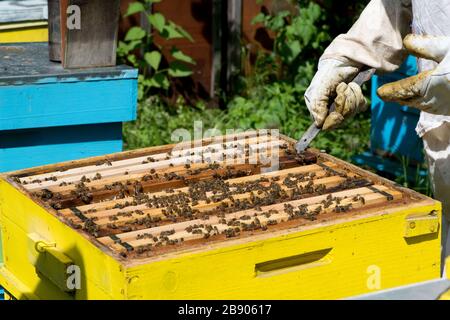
[48,0,61,61]
[61,0,121,68]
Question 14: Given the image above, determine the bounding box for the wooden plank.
[145,190,399,248]
[46,150,293,197]
[49,161,276,208]
[97,185,386,244]
[52,155,302,209]
[60,0,68,65]
[48,0,61,61]
[0,43,138,132]
[99,185,402,249]
[0,76,137,132]
[10,130,264,177]
[76,175,349,227]
[0,123,123,173]
[51,161,222,194]
[58,162,340,215]
[23,139,285,190]
[20,134,277,185]
[225,0,242,93]
[62,0,121,68]
[47,155,297,196]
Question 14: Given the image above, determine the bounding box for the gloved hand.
[378,34,450,116]
[305,59,367,130]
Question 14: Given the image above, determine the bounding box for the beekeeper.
[305,0,450,264]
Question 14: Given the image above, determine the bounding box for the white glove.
[378,34,450,116]
[305,59,367,130]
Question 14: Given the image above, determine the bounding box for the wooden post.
[60,0,121,68]
[212,0,222,98]
[224,0,242,94]
[48,0,61,62]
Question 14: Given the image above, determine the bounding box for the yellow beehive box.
[0,132,442,299]
[0,1,48,44]
[0,21,48,43]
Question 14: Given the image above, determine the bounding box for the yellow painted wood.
[0,21,48,43]
[404,212,439,238]
[0,175,442,299]
[125,205,441,300]
[0,179,125,300]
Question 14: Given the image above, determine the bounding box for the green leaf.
[168,61,192,77]
[117,41,130,56]
[251,13,266,25]
[144,51,162,70]
[151,73,170,89]
[125,26,146,41]
[171,47,195,65]
[148,13,165,32]
[174,24,193,42]
[127,54,138,67]
[161,22,192,41]
[267,11,290,31]
[125,2,146,17]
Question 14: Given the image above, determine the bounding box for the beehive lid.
[0,0,47,24]
[0,42,137,86]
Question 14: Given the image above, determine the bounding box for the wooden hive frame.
[3,131,428,262]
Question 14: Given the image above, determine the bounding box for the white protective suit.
[308,0,450,264]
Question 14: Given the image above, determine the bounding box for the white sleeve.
[321,0,413,72]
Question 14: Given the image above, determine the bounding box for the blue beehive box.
[0,42,138,172]
[353,56,426,180]
[370,55,423,162]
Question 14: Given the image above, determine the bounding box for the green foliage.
[125,83,370,162]
[124,97,222,150]
[250,2,330,82]
[223,80,371,161]
[123,0,368,162]
[223,1,370,161]
[396,157,432,196]
[118,0,196,100]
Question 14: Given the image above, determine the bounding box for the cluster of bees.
[283,203,318,221]
[14,175,58,185]
[61,164,368,241]
[18,146,377,258]
[74,181,96,202]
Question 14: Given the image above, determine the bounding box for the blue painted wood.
[0,79,138,131]
[353,57,427,183]
[0,43,138,84]
[0,122,123,172]
[0,43,138,131]
[0,43,137,295]
[370,56,424,163]
[353,151,427,184]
